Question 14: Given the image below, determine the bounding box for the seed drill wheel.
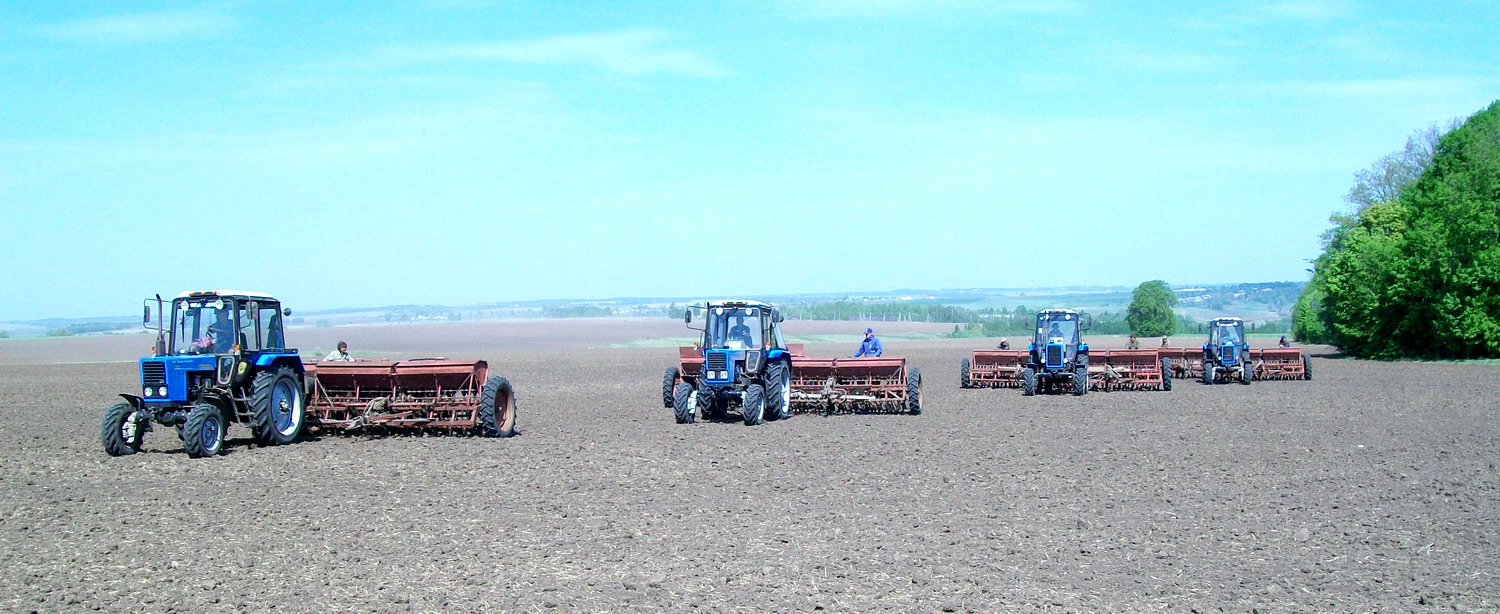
[1303,356,1312,381]
[959,358,971,388]
[251,367,305,446]
[907,367,923,415]
[1021,367,1037,396]
[742,384,766,426]
[1160,358,1173,391]
[662,367,680,409]
[478,376,518,437]
[100,402,145,456]
[672,383,695,424]
[764,361,790,421]
[182,402,226,458]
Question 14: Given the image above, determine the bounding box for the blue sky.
[1,1,1496,320]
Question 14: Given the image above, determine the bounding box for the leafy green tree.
[1126,280,1177,337]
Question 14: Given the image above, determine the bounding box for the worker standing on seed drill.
[323,341,354,362]
[852,328,883,358]
[1128,335,1140,349]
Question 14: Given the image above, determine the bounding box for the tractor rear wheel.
[1303,356,1312,380]
[1239,364,1252,385]
[662,367,680,409]
[907,368,923,415]
[1072,366,1088,396]
[1160,358,1173,391]
[478,376,518,437]
[251,367,305,446]
[764,361,790,421]
[1021,368,1037,396]
[100,402,145,456]
[182,402,225,458]
[959,359,972,388]
[673,383,695,424]
[742,384,766,426]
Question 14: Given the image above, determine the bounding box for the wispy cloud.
[378,29,730,78]
[37,9,236,44]
[784,0,1082,18]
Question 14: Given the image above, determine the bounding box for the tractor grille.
[1221,345,1236,364]
[1045,344,1064,368]
[142,362,166,386]
[706,352,729,379]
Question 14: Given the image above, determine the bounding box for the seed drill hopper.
[1087,349,1171,391]
[305,359,517,436]
[788,355,922,415]
[960,350,1027,388]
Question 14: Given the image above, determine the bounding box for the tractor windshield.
[170,298,236,355]
[1213,322,1243,345]
[706,307,765,350]
[1035,314,1079,346]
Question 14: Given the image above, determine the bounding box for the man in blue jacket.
[852,328,883,358]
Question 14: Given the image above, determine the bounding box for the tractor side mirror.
[283,308,292,317]
[683,310,692,324]
[774,312,784,323]
[143,305,151,327]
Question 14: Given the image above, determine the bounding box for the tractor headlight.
[158,386,168,396]
[143,387,152,397]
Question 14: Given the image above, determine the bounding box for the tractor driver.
[1047,322,1065,342]
[728,312,754,347]
[207,308,235,353]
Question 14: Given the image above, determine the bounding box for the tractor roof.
[1038,308,1079,315]
[707,299,776,309]
[1211,316,1244,323]
[174,290,279,301]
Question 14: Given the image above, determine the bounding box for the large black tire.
[764,361,790,421]
[1239,363,1253,385]
[182,402,226,458]
[1072,366,1088,396]
[1021,367,1036,396]
[673,382,695,424]
[250,367,305,446]
[1202,362,1215,385]
[662,367,680,409]
[100,401,145,456]
[1303,356,1312,381]
[478,376,518,437]
[959,359,972,388]
[1160,358,1173,391]
[907,368,923,415]
[742,384,765,426]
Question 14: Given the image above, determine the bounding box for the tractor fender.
[254,353,305,374]
[117,394,145,410]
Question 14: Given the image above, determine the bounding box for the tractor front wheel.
[673,383,695,424]
[1239,364,1252,385]
[182,402,226,458]
[1202,363,1215,385]
[742,384,766,426]
[1072,366,1088,396]
[100,402,145,456]
[764,361,790,421]
[478,376,518,437]
[907,368,923,415]
[1021,368,1037,396]
[251,367,305,446]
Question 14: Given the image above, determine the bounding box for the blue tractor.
[672,300,793,426]
[1020,309,1090,396]
[1201,316,1252,385]
[100,291,307,458]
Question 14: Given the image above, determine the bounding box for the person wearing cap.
[323,341,354,362]
[851,328,883,358]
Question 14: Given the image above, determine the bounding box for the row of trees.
[1294,102,1500,359]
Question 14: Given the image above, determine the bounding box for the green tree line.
[1294,101,1500,359]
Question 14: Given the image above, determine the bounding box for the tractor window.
[1036,316,1078,345]
[709,307,764,349]
[1216,324,1242,345]
[237,303,256,351]
[260,306,284,349]
[172,300,235,355]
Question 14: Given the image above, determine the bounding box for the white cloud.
[783,0,1082,18]
[37,9,236,44]
[379,29,730,78]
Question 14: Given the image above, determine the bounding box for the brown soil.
[0,322,1496,612]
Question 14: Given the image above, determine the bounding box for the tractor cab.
[1029,309,1088,372]
[1204,317,1248,367]
[140,291,298,406]
[688,301,788,387]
